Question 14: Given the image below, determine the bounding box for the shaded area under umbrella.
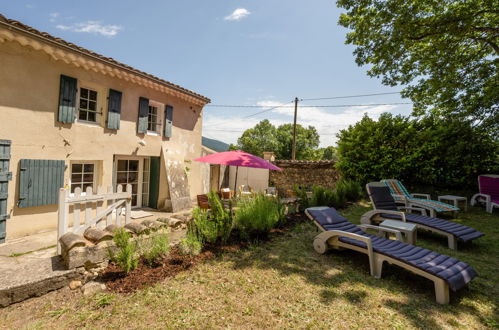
[194,150,281,192]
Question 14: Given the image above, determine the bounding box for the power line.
[203,128,339,136]
[206,102,411,108]
[242,101,294,118]
[300,91,402,101]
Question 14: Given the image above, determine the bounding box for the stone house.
[0,15,210,242]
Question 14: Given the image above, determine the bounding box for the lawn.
[1,203,498,329]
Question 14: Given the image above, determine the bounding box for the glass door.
[142,158,150,207]
[116,159,141,207]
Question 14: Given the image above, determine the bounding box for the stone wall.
[269,160,340,197]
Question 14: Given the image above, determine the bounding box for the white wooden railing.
[57,184,132,253]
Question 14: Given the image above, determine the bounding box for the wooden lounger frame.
[305,208,450,304]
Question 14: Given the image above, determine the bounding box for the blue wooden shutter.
[18,159,65,208]
[58,75,77,123]
[137,97,149,134]
[0,140,12,243]
[107,89,122,130]
[164,105,173,137]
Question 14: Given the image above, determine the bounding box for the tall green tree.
[320,146,339,161]
[275,124,321,160]
[235,120,322,160]
[337,0,499,132]
[235,120,278,157]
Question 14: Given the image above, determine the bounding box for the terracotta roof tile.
[0,14,210,103]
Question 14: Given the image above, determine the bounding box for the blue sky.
[2,1,412,146]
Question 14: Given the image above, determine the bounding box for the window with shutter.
[164,105,173,138]
[58,75,77,123]
[0,140,12,243]
[137,97,149,134]
[107,89,122,130]
[18,159,65,208]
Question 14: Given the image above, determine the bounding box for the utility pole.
[291,97,299,160]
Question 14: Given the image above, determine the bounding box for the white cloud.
[49,12,59,23]
[56,21,122,37]
[203,100,405,147]
[26,4,35,9]
[224,8,250,21]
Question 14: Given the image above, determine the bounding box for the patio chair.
[363,182,484,250]
[305,206,478,304]
[381,179,459,217]
[470,174,499,213]
[238,185,254,198]
[196,194,210,210]
[220,187,234,200]
[265,186,278,198]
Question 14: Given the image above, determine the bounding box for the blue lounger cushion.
[307,207,478,291]
[370,185,484,242]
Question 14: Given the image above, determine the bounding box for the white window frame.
[146,100,162,136]
[77,86,100,124]
[69,161,98,196]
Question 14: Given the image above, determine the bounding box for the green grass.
[0,202,497,329]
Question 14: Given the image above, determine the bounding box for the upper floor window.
[78,87,98,122]
[147,105,159,133]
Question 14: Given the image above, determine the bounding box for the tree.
[320,146,338,161]
[235,120,278,157]
[337,0,499,132]
[235,120,322,160]
[336,113,499,189]
[275,124,321,160]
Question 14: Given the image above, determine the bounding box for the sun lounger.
[381,179,459,217]
[305,206,478,304]
[362,182,484,249]
[470,174,499,213]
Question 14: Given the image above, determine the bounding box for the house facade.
[0,16,210,242]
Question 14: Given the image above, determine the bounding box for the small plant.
[336,178,363,202]
[46,308,69,318]
[141,232,170,266]
[294,185,310,210]
[190,192,233,245]
[235,194,285,240]
[110,228,139,273]
[95,293,115,308]
[329,189,347,209]
[310,186,335,207]
[179,234,203,256]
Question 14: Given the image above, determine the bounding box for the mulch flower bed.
[99,248,215,294]
[99,212,308,294]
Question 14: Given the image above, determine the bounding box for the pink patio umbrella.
[193,150,281,192]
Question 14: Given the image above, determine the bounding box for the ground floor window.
[70,162,96,193]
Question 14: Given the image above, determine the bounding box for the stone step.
[0,255,83,307]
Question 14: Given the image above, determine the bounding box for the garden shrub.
[336,113,499,190]
[110,228,139,273]
[141,232,170,266]
[329,189,347,209]
[190,191,233,245]
[294,184,310,210]
[335,179,363,202]
[235,194,285,240]
[310,186,335,207]
[179,230,203,256]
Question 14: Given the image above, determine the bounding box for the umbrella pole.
[234,166,239,193]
